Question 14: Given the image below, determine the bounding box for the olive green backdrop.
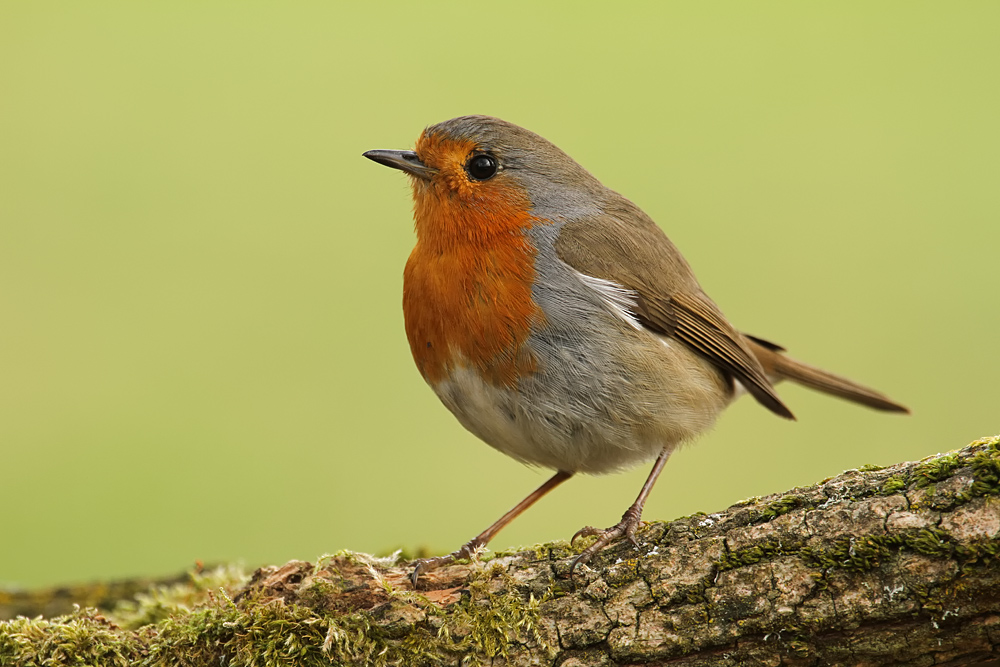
[1,3,997,588]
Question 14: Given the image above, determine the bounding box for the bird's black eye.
[466,154,498,181]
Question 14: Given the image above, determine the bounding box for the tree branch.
[3,435,1000,666]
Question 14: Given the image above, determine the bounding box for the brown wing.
[635,290,794,419]
[554,206,794,420]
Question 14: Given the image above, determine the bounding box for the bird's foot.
[410,537,487,589]
[569,506,643,581]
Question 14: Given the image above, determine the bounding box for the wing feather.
[554,210,794,420]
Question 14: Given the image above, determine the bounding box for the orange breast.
[403,168,543,388]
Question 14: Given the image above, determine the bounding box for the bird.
[362,115,908,586]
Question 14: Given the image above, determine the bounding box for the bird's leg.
[411,470,573,587]
[570,448,673,580]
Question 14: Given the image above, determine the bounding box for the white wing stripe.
[574,271,643,331]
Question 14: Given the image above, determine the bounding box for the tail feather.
[745,336,910,414]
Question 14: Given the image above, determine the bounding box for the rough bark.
[2,435,1000,667]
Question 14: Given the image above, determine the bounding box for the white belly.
[431,326,732,475]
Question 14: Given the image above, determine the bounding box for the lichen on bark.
[3,435,1000,666]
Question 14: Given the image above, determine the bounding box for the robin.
[363,115,908,585]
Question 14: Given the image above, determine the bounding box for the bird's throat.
[403,196,543,388]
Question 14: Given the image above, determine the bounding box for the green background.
[2,3,997,588]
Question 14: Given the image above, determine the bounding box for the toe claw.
[410,555,450,589]
[410,561,426,588]
[626,526,641,549]
[410,538,488,589]
[566,511,646,582]
[568,535,611,585]
[571,526,598,546]
[569,543,604,585]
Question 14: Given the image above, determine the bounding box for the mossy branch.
[4,435,1000,666]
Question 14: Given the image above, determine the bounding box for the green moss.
[147,589,326,667]
[753,494,809,522]
[492,539,567,562]
[800,533,902,571]
[875,435,1000,501]
[730,495,762,508]
[715,437,1000,581]
[788,638,812,657]
[326,549,403,570]
[717,537,804,572]
[602,558,643,588]
[0,607,145,667]
[857,464,885,472]
[112,564,248,630]
[683,581,710,605]
[295,577,342,610]
[968,444,1000,498]
[1,558,550,667]
[881,476,907,494]
[315,562,550,666]
[728,527,1000,580]
[446,571,548,663]
[912,452,963,488]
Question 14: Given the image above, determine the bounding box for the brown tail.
[744,335,910,413]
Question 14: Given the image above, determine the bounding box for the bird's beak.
[362,149,436,181]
